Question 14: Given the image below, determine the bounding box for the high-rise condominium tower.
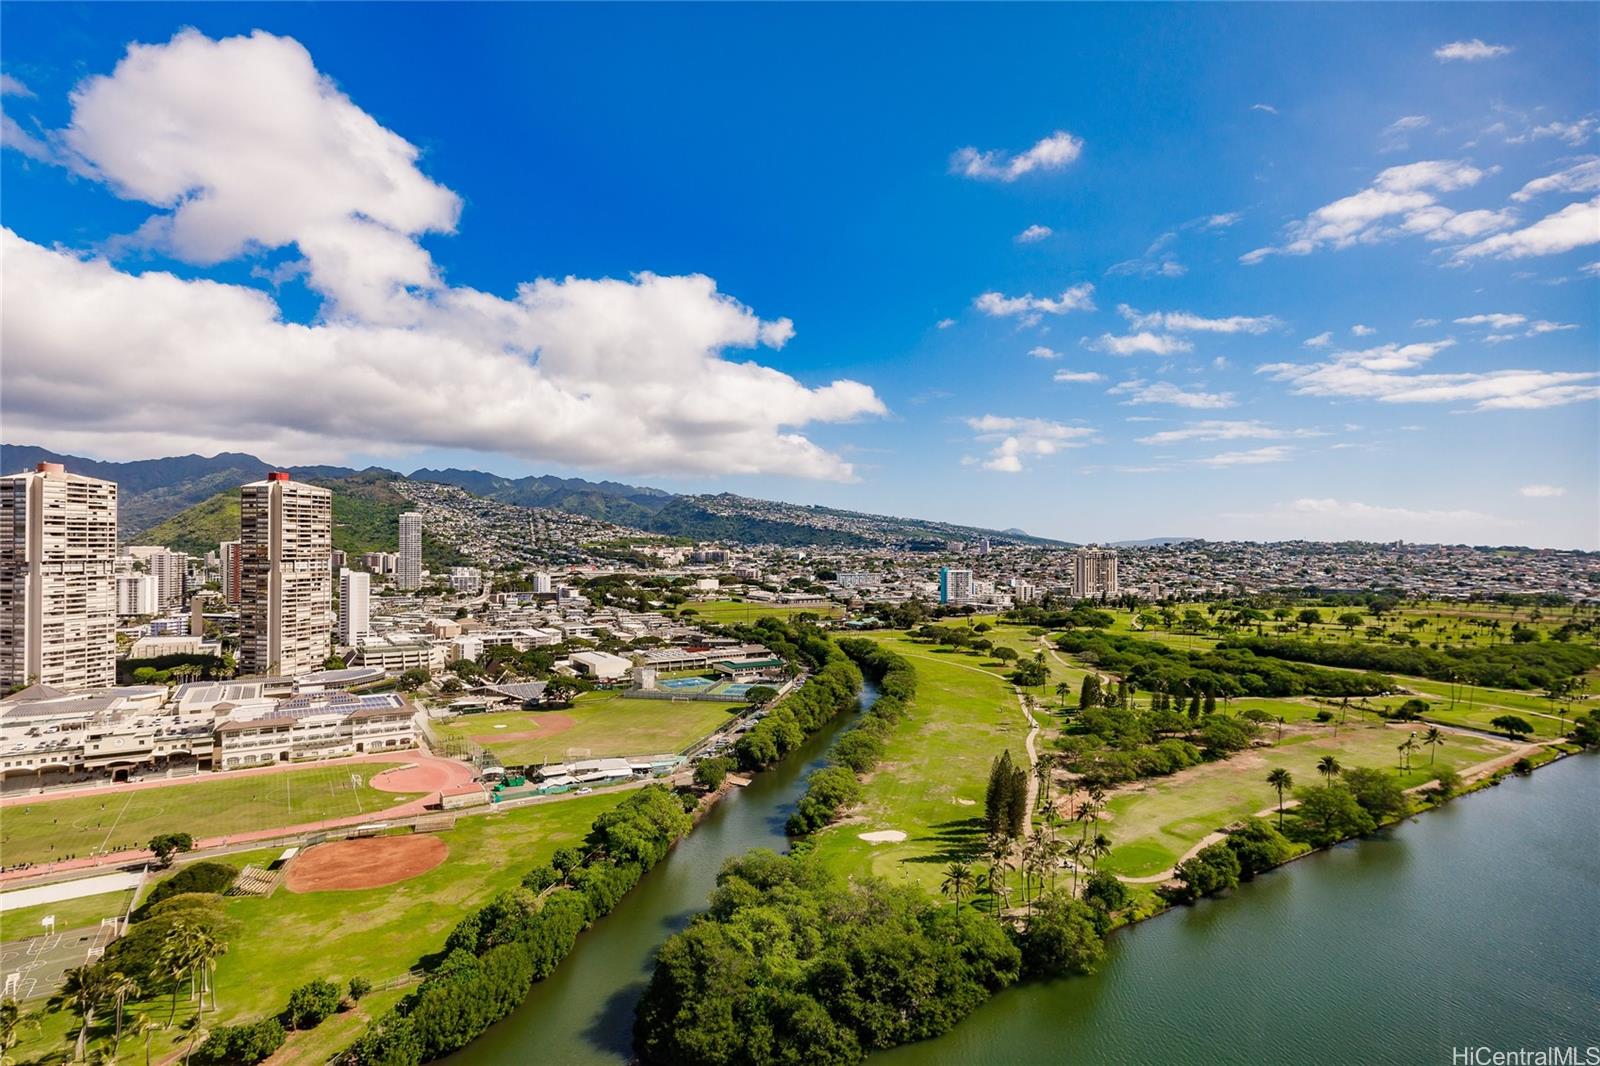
[0,462,118,693]
[240,473,332,677]
[338,567,371,646]
[148,548,188,608]
[1074,548,1119,599]
[397,512,422,591]
[219,540,242,605]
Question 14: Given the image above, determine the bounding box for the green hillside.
[136,492,240,555]
[138,474,466,570]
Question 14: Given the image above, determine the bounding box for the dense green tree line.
[1220,635,1600,691]
[735,640,865,771]
[633,851,1022,1065]
[633,850,1117,1064]
[343,786,694,1065]
[787,640,916,834]
[1055,631,1392,698]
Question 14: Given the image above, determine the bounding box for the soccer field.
[0,763,415,867]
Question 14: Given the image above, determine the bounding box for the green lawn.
[680,598,843,624]
[807,633,1028,893]
[0,764,417,866]
[1095,718,1517,878]
[8,793,623,1065]
[1,888,136,940]
[432,691,745,763]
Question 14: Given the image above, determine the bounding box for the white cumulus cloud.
[975,284,1096,317]
[1434,39,1511,62]
[1454,197,1600,261]
[1108,379,1235,409]
[1015,224,1053,243]
[964,415,1096,472]
[0,31,886,479]
[1258,338,1600,411]
[951,130,1083,182]
[1241,160,1505,263]
[1118,305,1280,334]
[1087,332,1194,357]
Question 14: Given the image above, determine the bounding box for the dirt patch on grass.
[473,714,576,743]
[285,835,447,893]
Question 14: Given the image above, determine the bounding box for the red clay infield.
[284,835,448,893]
[473,713,575,744]
[371,760,464,794]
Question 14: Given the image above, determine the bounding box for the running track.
[0,751,475,886]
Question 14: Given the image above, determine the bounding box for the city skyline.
[2,5,1596,548]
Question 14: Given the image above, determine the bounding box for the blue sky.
[2,4,1596,547]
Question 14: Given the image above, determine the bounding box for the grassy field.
[1,888,136,940]
[808,632,1029,893]
[680,599,842,624]
[431,691,745,764]
[1095,719,1518,878]
[8,793,624,1066]
[0,763,417,866]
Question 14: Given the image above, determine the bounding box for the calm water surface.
[453,718,1598,1066]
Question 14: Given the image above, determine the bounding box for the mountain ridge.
[1,444,1066,549]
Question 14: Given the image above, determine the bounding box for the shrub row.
[734,644,864,771]
[342,785,694,1066]
[1055,630,1393,698]
[786,640,916,835]
[1220,635,1600,691]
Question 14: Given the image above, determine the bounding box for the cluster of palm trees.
[942,756,1115,918]
[44,918,227,1064]
[1397,727,1445,772]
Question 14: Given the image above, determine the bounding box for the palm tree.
[1422,727,1445,765]
[1065,837,1088,894]
[1267,768,1293,829]
[1398,736,1419,772]
[106,972,140,1056]
[160,928,199,1027]
[2,999,41,1066]
[1086,784,1107,830]
[1034,754,1055,811]
[50,965,111,1062]
[1087,832,1113,870]
[127,1012,155,1066]
[940,862,974,909]
[190,929,226,1012]
[1316,755,1341,784]
[1055,681,1071,709]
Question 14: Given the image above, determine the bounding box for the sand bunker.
[858,830,908,843]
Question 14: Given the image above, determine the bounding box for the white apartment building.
[448,566,482,594]
[939,566,974,605]
[529,571,553,594]
[338,567,371,646]
[351,634,446,674]
[116,574,160,617]
[1074,548,1119,599]
[0,463,119,693]
[146,549,188,608]
[240,473,333,677]
[397,512,423,590]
